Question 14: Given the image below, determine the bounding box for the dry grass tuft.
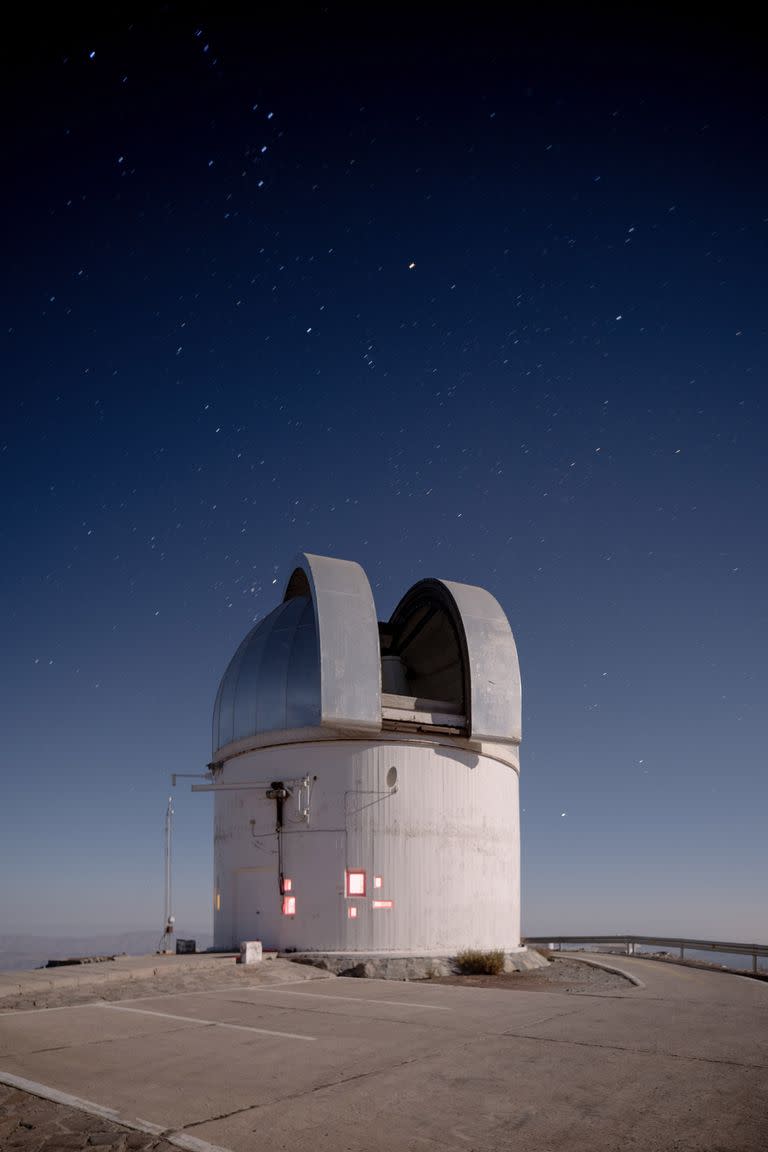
[455,949,505,975]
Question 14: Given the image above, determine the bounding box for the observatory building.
[208,553,522,956]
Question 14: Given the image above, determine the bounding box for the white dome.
[212,551,521,758]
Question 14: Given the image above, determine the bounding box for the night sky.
[2,8,766,942]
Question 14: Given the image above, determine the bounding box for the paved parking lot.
[1,957,767,1151]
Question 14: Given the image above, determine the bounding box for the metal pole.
[160,797,175,953]
[166,796,173,932]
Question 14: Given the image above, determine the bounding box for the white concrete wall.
[213,737,520,954]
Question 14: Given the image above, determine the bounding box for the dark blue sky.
[2,8,766,940]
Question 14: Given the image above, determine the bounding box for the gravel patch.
[422,955,633,993]
[0,1085,177,1151]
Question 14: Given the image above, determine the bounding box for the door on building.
[234,865,278,949]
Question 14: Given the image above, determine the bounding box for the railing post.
[679,945,685,961]
[753,953,758,974]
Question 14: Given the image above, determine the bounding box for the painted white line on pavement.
[166,1134,235,1152]
[93,1001,316,1041]
[0,1005,86,1017]
[119,976,321,1003]
[0,977,329,1015]
[0,1069,235,1152]
[233,987,453,1011]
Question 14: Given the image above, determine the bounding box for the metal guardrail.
[523,935,768,974]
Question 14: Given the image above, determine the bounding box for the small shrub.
[456,948,505,975]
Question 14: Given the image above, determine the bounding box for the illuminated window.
[372,899,393,910]
[373,875,383,889]
[215,892,221,912]
[282,895,296,916]
[282,877,293,892]
[345,869,366,897]
[347,906,358,919]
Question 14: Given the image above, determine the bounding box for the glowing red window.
[373,875,383,889]
[282,895,296,916]
[282,877,293,892]
[372,899,394,910]
[347,906,358,919]
[345,869,366,897]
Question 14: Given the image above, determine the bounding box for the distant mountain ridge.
[0,930,213,972]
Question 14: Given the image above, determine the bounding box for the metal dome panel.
[440,579,521,743]
[212,596,320,754]
[213,552,381,755]
[284,552,381,732]
[213,553,518,756]
[388,577,521,744]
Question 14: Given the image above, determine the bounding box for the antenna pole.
[159,796,175,953]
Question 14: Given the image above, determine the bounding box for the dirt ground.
[0,1084,177,1151]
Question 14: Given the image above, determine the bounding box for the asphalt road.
[1,955,766,1151]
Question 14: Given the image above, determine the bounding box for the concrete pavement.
[1,954,766,1151]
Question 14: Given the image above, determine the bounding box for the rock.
[42,1134,92,1149]
[340,962,372,978]
[287,949,544,980]
[238,941,263,966]
[503,949,550,973]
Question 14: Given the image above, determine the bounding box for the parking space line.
[233,987,453,1011]
[92,1002,316,1041]
[118,976,318,1003]
[0,1005,86,1018]
[0,1070,235,1152]
[162,1134,234,1152]
[0,977,327,1015]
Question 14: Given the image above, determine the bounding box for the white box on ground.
[239,940,263,965]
